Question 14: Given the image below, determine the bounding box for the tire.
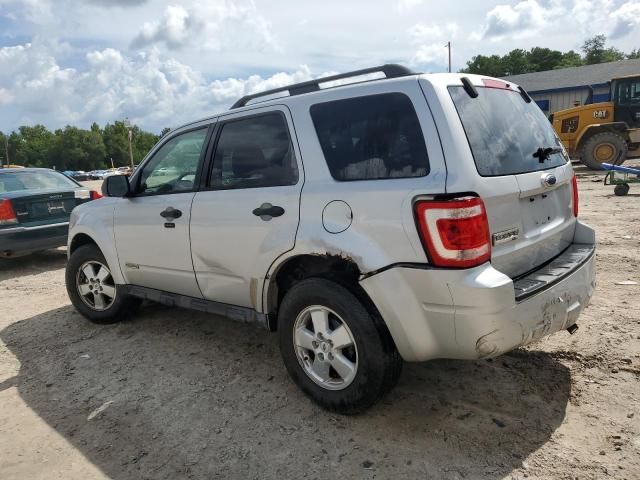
[580,131,628,170]
[277,277,402,414]
[65,244,139,324]
[614,183,630,196]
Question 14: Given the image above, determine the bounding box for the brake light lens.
[414,197,491,268]
[571,175,579,217]
[482,78,511,90]
[90,190,102,200]
[0,199,18,225]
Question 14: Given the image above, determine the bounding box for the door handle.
[252,203,285,219]
[160,207,182,220]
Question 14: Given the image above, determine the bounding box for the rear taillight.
[0,199,18,225]
[90,190,102,200]
[571,175,579,217]
[414,196,491,268]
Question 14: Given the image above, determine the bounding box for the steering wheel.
[174,172,196,190]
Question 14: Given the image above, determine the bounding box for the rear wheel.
[581,131,628,170]
[66,244,139,324]
[614,183,630,196]
[277,277,402,414]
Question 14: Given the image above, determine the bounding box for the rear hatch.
[448,80,576,278]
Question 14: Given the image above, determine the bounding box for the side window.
[137,128,208,195]
[618,80,640,105]
[310,93,429,181]
[209,113,298,189]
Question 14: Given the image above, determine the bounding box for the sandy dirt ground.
[0,168,639,480]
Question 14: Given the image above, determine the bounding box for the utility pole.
[445,41,452,73]
[124,117,134,169]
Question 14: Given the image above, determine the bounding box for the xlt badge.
[492,227,520,246]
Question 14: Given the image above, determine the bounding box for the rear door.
[190,107,303,308]
[446,79,575,278]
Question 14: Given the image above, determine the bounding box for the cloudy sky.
[0,0,638,133]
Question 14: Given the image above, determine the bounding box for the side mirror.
[102,174,131,197]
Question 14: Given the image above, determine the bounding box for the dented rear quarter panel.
[260,76,447,306]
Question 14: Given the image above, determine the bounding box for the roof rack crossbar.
[230,64,415,109]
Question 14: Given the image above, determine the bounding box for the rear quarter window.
[310,93,429,181]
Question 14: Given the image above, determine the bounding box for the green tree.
[49,127,84,170]
[0,131,8,166]
[82,128,107,169]
[12,125,55,167]
[160,127,171,138]
[7,131,26,167]
[461,35,632,76]
[103,121,131,167]
[503,49,530,75]
[556,50,584,69]
[0,122,161,170]
[133,129,159,164]
[628,48,640,59]
[527,47,564,72]
[582,34,625,64]
[460,54,506,76]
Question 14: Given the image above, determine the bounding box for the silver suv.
[65,65,596,413]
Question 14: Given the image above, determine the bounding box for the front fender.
[68,199,124,284]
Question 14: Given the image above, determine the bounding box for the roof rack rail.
[230,64,415,109]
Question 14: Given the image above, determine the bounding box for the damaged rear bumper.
[360,221,596,362]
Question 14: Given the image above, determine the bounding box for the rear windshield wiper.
[533,146,563,163]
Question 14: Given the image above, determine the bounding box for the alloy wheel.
[293,305,358,390]
[76,261,116,311]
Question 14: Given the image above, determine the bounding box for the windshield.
[449,86,568,176]
[0,170,79,193]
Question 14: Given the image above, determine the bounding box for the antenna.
[445,41,452,73]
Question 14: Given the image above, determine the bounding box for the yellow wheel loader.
[551,74,640,169]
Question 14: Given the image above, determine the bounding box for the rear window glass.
[449,86,568,176]
[310,93,429,181]
[0,170,78,193]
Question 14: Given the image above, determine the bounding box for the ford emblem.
[541,173,557,187]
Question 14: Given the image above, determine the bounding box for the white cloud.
[132,5,199,50]
[410,22,458,42]
[408,23,457,71]
[570,0,614,36]
[0,40,313,132]
[609,1,640,38]
[395,0,423,13]
[86,0,148,6]
[411,43,448,67]
[0,0,53,23]
[130,1,276,53]
[1,0,639,132]
[0,88,13,104]
[480,0,550,40]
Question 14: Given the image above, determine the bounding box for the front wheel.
[65,244,139,324]
[581,131,628,170]
[278,278,402,414]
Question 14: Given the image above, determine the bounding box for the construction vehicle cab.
[551,74,640,169]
